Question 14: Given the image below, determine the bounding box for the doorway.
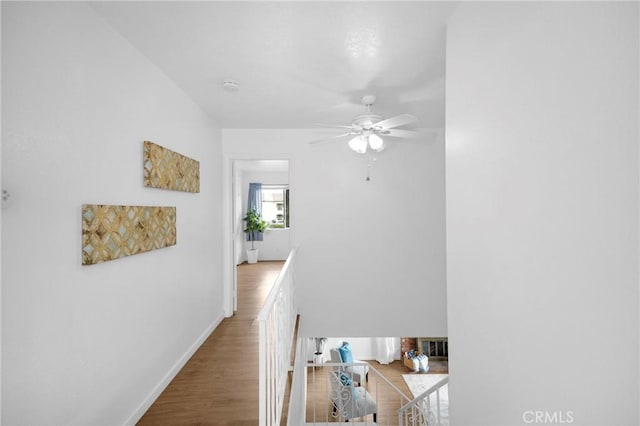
[224,158,291,315]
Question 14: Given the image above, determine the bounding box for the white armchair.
[330,370,377,423]
[329,347,369,385]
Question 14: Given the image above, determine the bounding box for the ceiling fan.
[310,95,419,154]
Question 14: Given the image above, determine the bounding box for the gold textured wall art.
[143,141,200,193]
[82,204,176,265]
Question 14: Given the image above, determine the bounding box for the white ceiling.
[91,1,457,129]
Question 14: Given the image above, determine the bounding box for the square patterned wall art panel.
[82,204,176,265]
[143,141,200,193]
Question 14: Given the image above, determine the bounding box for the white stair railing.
[398,375,449,426]
[257,249,298,426]
[286,332,308,425]
[305,361,412,425]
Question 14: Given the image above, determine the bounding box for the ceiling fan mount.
[351,95,383,131]
[310,94,418,153]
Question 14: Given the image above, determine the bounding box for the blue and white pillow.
[338,371,352,387]
[338,341,354,363]
[335,371,358,401]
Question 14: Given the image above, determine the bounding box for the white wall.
[240,170,290,262]
[2,3,223,425]
[306,337,401,362]
[446,2,639,425]
[223,128,447,338]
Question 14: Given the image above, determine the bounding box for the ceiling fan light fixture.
[348,136,367,154]
[368,134,385,152]
[310,93,416,158]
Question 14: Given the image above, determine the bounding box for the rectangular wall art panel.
[143,141,200,193]
[82,204,176,265]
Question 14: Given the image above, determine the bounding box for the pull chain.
[365,153,376,181]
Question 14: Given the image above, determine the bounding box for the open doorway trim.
[221,153,293,317]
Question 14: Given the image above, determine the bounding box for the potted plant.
[313,337,328,364]
[243,208,267,264]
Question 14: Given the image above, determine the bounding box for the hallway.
[138,261,285,425]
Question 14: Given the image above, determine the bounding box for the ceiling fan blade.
[374,114,417,130]
[389,131,439,144]
[314,123,355,130]
[382,129,420,139]
[308,132,355,145]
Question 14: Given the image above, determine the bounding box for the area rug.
[402,374,449,425]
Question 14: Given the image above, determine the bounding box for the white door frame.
[222,153,292,317]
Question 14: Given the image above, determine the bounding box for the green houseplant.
[243,208,267,264]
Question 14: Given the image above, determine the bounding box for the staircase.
[256,250,448,425]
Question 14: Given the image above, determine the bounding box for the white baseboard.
[124,313,225,425]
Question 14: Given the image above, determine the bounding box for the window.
[261,185,289,229]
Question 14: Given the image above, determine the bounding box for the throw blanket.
[402,374,449,426]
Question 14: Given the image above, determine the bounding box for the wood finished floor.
[138,261,284,426]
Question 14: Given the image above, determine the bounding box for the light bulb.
[368,134,385,152]
[348,136,367,154]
